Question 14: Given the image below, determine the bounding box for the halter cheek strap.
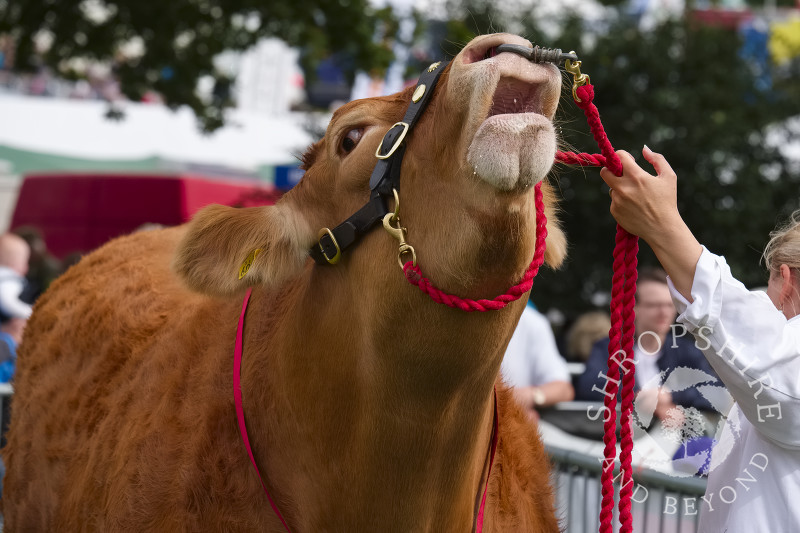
[309,60,450,266]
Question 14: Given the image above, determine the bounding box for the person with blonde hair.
[601,146,800,532]
[566,310,611,362]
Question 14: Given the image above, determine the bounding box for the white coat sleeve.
[668,247,800,449]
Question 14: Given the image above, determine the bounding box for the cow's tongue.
[488,77,544,117]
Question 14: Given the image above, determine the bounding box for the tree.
[531,14,800,318]
[0,0,396,131]
[424,3,800,318]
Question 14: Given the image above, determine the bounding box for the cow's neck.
[240,263,525,530]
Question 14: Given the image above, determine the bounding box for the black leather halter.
[309,60,450,266]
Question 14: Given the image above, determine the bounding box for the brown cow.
[3,33,567,531]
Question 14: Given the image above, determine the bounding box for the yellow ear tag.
[238,249,262,280]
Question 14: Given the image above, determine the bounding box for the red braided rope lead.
[561,83,638,533]
[554,151,607,167]
[601,229,625,528]
[401,182,547,312]
[618,232,638,533]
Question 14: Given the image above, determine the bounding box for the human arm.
[502,306,574,408]
[669,250,800,447]
[514,380,574,409]
[600,148,800,446]
[0,276,32,319]
[599,147,702,301]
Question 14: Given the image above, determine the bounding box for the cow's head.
[175,34,566,298]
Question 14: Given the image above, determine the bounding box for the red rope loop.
[574,85,623,177]
[557,82,638,533]
[401,182,548,312]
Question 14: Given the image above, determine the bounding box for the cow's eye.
[340,128,364,154]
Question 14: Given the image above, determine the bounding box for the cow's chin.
[466,113,556,191]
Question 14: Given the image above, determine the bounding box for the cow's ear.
[173,203,315,297]
[543,220,566,269]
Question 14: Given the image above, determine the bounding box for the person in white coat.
[502,303,575,420]
[601,146,800,532]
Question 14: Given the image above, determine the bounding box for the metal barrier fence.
[546,444,708,533]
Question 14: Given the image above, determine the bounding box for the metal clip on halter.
[382,189,416,269]
[564,52,590,103]
[495,44,589,103]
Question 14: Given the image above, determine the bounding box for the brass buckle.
[317,228,341,265]
[375,122,410,160]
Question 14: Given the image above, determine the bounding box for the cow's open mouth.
[459,39,553,119]
[488,77,545,117]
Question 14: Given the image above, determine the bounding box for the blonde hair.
[566,311,611,362]
[763,209,800,274]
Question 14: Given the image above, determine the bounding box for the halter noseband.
[309,60,450,266]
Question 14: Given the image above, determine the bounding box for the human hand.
[599,146,683,243]
[637,387,678,422]
[601,146,703,300]
[654,394,680,424]
[515,386,544,410]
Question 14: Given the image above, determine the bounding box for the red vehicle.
[10,172,282,259]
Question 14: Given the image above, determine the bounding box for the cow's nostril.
[483,47,498,61]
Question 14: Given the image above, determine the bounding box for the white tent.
[0,93,323,230]
[0,94,315,172]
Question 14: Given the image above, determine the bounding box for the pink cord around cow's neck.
[234,287,292,533]
[234,289,498,532]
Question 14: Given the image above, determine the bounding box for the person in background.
[13,226,62,304]
[0,233,33,383]
[565,310,611,363]
[0,315,24,382]
[502,302,575,420]
[576,267,719,421]
[0,233,33,322]
[600,146,800,531]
